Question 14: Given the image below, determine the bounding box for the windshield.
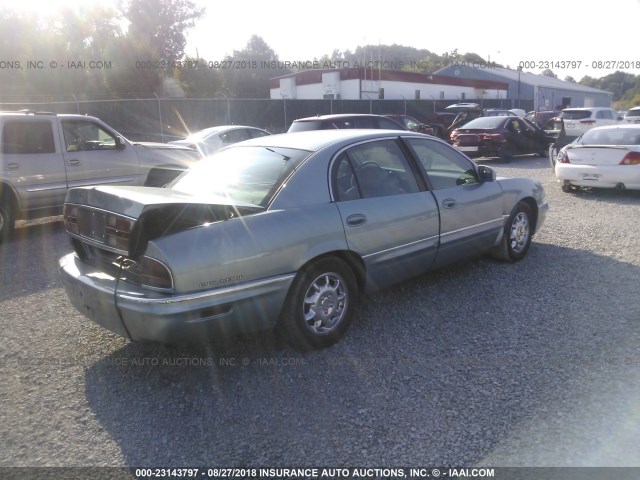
[578,128,640,145]
[183,127,224,141]
[459,116,507,129]
[626,109,640,118]
[560,110,592,120]
[169,146,311,207]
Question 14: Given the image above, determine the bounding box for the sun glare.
[3,0,117,17]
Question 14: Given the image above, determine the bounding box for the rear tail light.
[557,150,570,163]
[619,151,640,165]
[479,133,505,142]
[63,204,79,235]
[139,256,174,292]
[105,214,135,251]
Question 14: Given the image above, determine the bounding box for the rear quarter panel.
[145,204,348,294]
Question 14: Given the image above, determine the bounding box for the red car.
[450,116,554,161]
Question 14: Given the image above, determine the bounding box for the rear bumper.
[555,164,640,189]
[59,253,294,343]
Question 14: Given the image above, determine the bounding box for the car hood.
[65,185,264,257]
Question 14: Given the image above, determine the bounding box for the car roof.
[183,125,265,137]
[292,113,392,122]
[226,129,434,151]
[562,107,614,111]
[582,124,640,132]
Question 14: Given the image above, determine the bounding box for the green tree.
[222,35,290,98]
[122,0,205,61]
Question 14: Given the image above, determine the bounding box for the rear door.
[1,117,67,212]
[403,137,504,267]
[59,118,143,188]
[332,138,440,291]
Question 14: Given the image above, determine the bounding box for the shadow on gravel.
[560,186,640,204]
[83,243,640,466]
[0,217,69,301]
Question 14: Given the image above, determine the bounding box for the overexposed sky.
[6,0,640,80]
[185,0,640,80]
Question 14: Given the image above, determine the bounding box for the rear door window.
[2,120,55,154]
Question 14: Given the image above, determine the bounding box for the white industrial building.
[269,68,508,101]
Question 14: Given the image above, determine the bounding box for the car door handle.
[67,159,81,166]
[346,214,367,227]
[7,163,19,170]
[442,199,456,208]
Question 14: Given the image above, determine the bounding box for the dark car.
[382,114,435,135]
[422,112,458,140]
[287,114,406,133]
[450,116,554,161]
[525,110,562,128]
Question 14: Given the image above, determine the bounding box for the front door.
[403,137,504,268]
[332,138,440,291]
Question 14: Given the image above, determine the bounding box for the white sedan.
[169,125,270,157]
[555,125,640,192]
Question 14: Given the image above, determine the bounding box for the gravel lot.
[1,155,640,472]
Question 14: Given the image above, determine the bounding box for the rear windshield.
[625,109,640,118]
[578,128,640,145]
[560,110,593,120]
[458,116,507,129]
[170,146,311,207]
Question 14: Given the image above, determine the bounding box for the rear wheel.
[491,202,533,262]
[548,144,559,169]
[277,257,358,350]
[561,181,573,193]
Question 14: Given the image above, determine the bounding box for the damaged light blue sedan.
[59,130,548,349]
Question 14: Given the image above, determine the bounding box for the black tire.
[490,202,533,262]
[0,192,15,243]
[277,257,358,350]
[561,182,573,193]
[549,144,558,169]
[498,145,512,163]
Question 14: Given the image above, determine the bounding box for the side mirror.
[115,136,126,150]
[477,165,496,182]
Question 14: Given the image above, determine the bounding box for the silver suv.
[0,111,200,240]
[559,107,623,140]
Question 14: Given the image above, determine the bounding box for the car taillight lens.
[63,204,79,235]
[619,151,640,165]
[105,214,135,251]
[557,150,570,163]
[139,256,173,291]
[479,133,505,141]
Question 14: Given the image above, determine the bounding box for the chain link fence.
[0,98,534,142]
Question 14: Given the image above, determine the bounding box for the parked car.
[450,116,554,161]
[59,129,548,350]
[557,107,623,141]
[482,109,517,117]
[554,125,640,192]
[169,125,271,157]
[0,110,201,241]
[623,106,640,124]
[382,114,435,135]
[424,112,458,139]
[444,103,484,134]
[287,114,406,132]
[525,110,562,128]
